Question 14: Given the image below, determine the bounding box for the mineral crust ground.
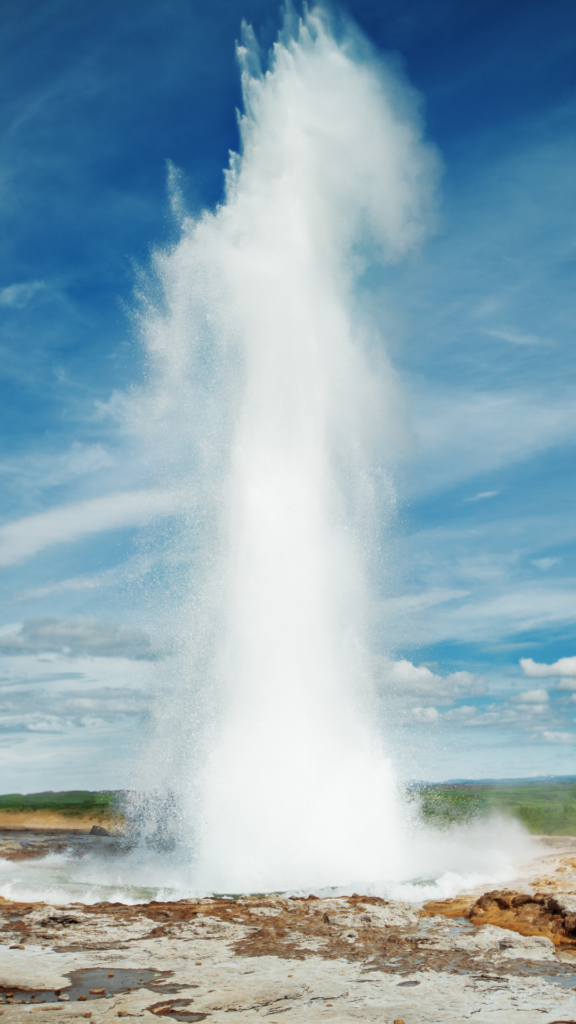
[1,834,576,1023]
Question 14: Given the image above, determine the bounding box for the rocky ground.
[1,833,576,1023]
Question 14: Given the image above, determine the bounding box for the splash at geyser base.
[0,6,537,906]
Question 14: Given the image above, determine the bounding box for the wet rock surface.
[1,835,576,1021]
[0,827,124,862]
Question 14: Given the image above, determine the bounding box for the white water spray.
[123,5,533,896]
[0,7,540,908]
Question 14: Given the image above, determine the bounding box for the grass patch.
[412,778,576,835]
[0,790,122,821]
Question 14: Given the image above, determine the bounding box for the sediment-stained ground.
[1,833,576,1023]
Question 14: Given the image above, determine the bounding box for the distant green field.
[413,778,576,835]
[0,790,121,820]
[2,780,576,834]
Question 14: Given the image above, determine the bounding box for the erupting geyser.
[138,5,436,890]
[128,6,527,896]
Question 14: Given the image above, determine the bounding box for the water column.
[139,5,438,892]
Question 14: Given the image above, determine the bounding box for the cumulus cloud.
[412,706,440,723]
[512,688,549,704]
[382,658,485,705]
[0,617,158,660]
[444,705,478,721]
[391,682,561,733]
[0,488,178,565]
[439,700,553,729]
[520,656,576,678]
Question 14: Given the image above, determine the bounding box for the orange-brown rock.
[423,889,576,948]
[420,895,475,919]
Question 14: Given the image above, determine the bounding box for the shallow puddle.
[0,967,173,1004]
[544,972,576,989]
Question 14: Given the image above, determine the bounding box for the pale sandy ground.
[0,814,120,831]
[1,834,576,1023]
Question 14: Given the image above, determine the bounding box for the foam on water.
[0,813,536,905]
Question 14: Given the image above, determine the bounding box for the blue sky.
[1,0,575,790]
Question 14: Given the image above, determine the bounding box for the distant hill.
[444,776,576,787]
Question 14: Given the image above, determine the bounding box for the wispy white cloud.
[0,280,46,308]
[0,684,147,730]
[542,730,575,745]
[378,587,469,618]
[532,558,560,571]
[463,490,499,503]
[0,488,179,565]
[433,586,576,644]
[485,327,543,346]
[0,441,115,487]
[381,578,576,647]
[0,653,153,787]
[406,386,576,497]
[2,547,168,606]
[521,656,576,679]
[93,390,134,424]
[0,444,117,519]
[0,671,85,688]
[4,574,107,605]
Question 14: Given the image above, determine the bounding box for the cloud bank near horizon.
[0,616,159,660]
